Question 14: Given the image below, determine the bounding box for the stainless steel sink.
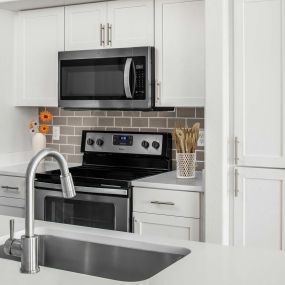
[0,235,190,281]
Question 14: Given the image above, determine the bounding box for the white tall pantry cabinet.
[234,168,285,251]
[233,0,285,250]
[234,0,285,169]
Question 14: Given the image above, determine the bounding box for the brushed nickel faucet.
[3,149,76,273]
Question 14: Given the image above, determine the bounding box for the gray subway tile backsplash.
[68,117,83,126]
[149,118,167,128]
[82,117,98,126]
[132,118,148,128]
[115,117,131,127]
[98,117,114,126]
[41,107,204,170]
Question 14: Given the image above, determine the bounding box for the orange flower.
[39,111,53,123]
[39,125,49,134]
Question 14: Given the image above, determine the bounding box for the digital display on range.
[113,135,133,146]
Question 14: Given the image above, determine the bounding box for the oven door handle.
[34,182,128,196]
[124,58,136,99]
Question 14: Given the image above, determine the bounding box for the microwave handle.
[124,58,136,99]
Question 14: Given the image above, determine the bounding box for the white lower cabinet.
[0,175,25,218]
[234,167,285,251]
[133,187,201,241]
[133,212,199,241]
[0,198,25,218]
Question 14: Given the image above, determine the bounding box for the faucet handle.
[9,219,14,240]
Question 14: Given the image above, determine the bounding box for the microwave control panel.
[133,57,146,99]
[135,64,145,97]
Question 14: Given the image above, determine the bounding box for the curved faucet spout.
[4,148,76,274]
[25,149,76,238]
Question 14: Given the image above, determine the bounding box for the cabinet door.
[234,167,285,251]
[155,0,205,107]
[234,0,285,168]
[15,7,64,107]
[133,212,200,241]
[107,0,154,48]
[0,197,25,218]
[65,3,107,50]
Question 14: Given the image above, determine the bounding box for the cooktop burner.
[36,166,164,189]
[36,131,172,190]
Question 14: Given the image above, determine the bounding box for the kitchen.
[0,0,284,284]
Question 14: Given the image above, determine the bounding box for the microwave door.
[124,58,136,99]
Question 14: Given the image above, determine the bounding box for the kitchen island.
[0,215,284,285]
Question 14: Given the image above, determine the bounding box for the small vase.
[32,133,46,155]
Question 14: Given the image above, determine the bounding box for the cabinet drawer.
[0,176,25,199]
[133,187,200,218]
[0,197,25,218]
[0,197,25,208]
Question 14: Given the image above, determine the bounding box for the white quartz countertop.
[0,215,284,285]
[0,161,79,177]
[132,170,204,192]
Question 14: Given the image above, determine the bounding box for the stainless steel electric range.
[35,131,172,232]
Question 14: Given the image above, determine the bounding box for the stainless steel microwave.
[58,47,155,110]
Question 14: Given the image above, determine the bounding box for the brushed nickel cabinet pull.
[100,24,105,46]
[234,137,239,164]
[234,168,239,197]
[107,23,112,46]
[150,201,175,206]
[1,186,20,192]
[156,81,161,103]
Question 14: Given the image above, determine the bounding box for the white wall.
[0,9,37,165]
[205,0,230,244]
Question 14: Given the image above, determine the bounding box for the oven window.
[44,197,115,230]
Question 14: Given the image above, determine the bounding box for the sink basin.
[0,234,190,281]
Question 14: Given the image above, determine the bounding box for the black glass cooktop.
[36,165,165,189]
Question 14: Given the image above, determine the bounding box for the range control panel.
[84,132,164,156]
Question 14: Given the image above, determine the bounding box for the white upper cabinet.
[65,3,107,50]
[155,0,205,107]
[15,7,64,107]
[234,167,285,251]
[107,0,154,48]
[65,0,154,50]
[234,0,285,168]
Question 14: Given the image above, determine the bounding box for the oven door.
[58,47,154,110]
[35,184,130,232]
